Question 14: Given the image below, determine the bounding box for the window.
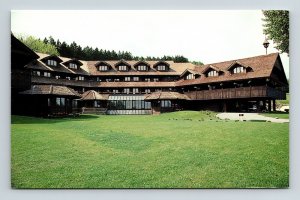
[99,65,108,71]
[157,65,166,71]
[78,76,85,81]
[124,88,130,94]
[233,66,245,74]
[69,63,77,69]
[106,78,112,82]
[161,100,172,107]
[207,70,218,77]
[186,74,194,80]
[66,76,71,80]
[114,79,120,82]
[113,89,119,94]
[96,77,101,82]
[145,89,151,94]
[125,77,130,82]
[55,97,65,107]
[133,77,139,81]
[55,75,60,79]
[145,78,150,82]
[94,101,101,108]
[44,72,51,77]
[133,88,139,94]
[118,65,127,71]
[32,71,40,76]
[153,78,159,82]
[137,65,147,71]
[47,60,57,66]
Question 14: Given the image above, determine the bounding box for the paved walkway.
[216,113,289,123]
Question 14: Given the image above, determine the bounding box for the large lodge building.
[11,35,289,116]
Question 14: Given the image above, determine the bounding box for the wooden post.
[263,100,266,111]
[273,99,276,111]
[268,99,271,112]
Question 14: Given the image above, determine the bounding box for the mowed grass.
[11,111,289,188]
[260,112,289,119]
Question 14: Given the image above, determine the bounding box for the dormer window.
[185,74,194,80]
[208,70,218,77]
[118,65,128,71]
[47,60,57,66]
[157,65,166,71]
[154,61,170,71]
[227,61,251,74]
[137,65,147,71]
[99,65,108,71]
[69,63,78,69]
[233,66,245,74]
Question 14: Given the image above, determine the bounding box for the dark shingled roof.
[20,85,81,97]
[145,91,190,100]
[80,90,108,100]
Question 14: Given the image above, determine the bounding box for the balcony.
[31,76,98,87]
[184,86,286,100]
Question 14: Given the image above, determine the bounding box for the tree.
[18,35,59,55]
[191,61,204,66]
[262,10,289,55]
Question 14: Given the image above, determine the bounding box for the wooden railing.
[31,76,99,87]
[184,86,286,100]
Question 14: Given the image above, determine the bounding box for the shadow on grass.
[11,114,100,124]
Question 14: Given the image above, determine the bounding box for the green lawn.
[260,112,289,119]
[11,111,289,188]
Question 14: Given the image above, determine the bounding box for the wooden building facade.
[12,37,288,116]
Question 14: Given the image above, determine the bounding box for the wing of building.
[12,37,288,116]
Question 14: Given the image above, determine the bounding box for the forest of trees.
[17,35,203,64]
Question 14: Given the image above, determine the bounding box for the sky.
[11,10,289,78]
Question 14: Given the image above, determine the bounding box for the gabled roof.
[153,60,170,68]
[11,34,40,68]
[177,53,282,87]
[145,91,190,100]
[27,53,90,75]
[94,61,112,67]
[180,69,201,78]
[80,90,108,100]
[62,58,83,67]
[201,65,222,74]
[226,60,249,71]
[40,55,63,63]
[133,60,150,68]
[20,85,81,97]
[115,59,131,67]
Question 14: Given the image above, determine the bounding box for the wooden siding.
[184,86,286,100]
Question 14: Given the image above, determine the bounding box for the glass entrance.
[107,94,152,115]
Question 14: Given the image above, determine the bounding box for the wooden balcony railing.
[184,86,286,100]
[31,76,99,87]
